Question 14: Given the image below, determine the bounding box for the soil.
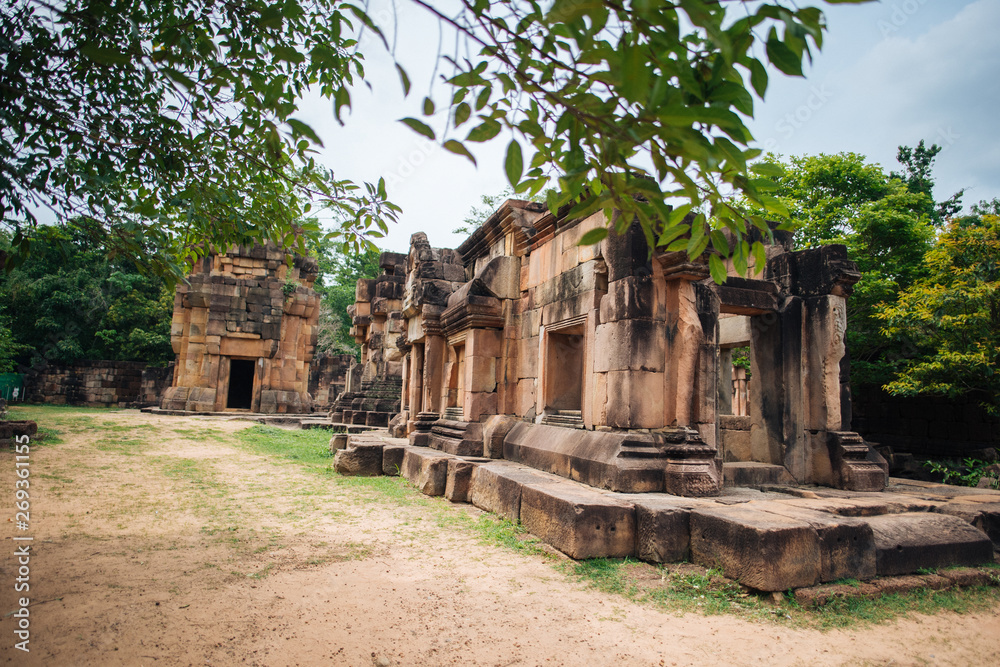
[2,409,999,666]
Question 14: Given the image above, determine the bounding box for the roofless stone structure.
[348,199,888,495]
[334,200,998,591]
[161,242,320,413]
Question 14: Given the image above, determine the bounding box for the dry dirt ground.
[1,407,998,667]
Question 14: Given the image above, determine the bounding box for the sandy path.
[1,409,998,666]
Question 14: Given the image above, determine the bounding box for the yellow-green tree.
[878,215,1000,415]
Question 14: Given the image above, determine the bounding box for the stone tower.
[160,242,320,413]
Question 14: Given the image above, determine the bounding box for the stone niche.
[160,242,320,413]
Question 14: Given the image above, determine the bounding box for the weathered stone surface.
[755,504,876,583]
[401,447,452,496]
[445,458,486,503]
[382,444,406,476]
[328,433,349,452]
[633,499,695,563]
[690,505,822,591]
[334,443,384,476]
[482,414,519,459]
[469,462,559,523]
[865,512,994,576]
[519,483,636,559]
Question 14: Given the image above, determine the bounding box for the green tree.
[2,0,399,277]
[0,220,174,366]
[751,151,935,387]
[878,215,1000,415]
[890,140,964,223]
[3,0,869,278]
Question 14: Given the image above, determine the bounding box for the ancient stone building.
[350,199,887,496]
[161,243,320,413]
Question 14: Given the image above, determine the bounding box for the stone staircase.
[540,410,585,429]
[329,376,402,427]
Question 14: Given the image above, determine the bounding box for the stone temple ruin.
[333,199,999,592]
[160,242,321,413]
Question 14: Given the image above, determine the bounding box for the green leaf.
[466,119,502,143]
[504,140,523,187]
[579,227,608,246]
[766,33,804,76]
[751,162,785,178]
[758,194,789,217]
[454,102,471,127]
[399,117,436,140]
[749,58,768,98]
[271,45,305,64]
[709,254,728,285]
[287,119,323,146]
[81,44,132,66]
[422,97,435,116]
[395,63,411,96]
[752,241,768,276]
[443,140,477,166]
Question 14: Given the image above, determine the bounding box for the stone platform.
[140,407,375,433]
[333,437,999,592]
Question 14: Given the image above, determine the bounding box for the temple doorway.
[226,358,256,410]
[543,324,585,413]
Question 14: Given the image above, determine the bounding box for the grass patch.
[807,586,1000,629]
[233,425,333,472]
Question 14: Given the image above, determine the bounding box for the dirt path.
[1,409,998,666]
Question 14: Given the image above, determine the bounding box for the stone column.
[422,307,445,417]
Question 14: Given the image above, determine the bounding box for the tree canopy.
[879,214,1000,415]
[0,219,174,367]
[2,0,872,278]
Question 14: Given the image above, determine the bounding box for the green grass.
[565,557,1000,628]
[233,425,333,473]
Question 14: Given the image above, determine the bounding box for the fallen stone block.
[469,462,560,523]
[755,503,876,583]
[482,415,519,459]
[933,500,1000,552]
[519,483,636,559]
[690,505,822,591]
[333,443,384,476]
[445,458,487,503]
[865,512,994,576]
[401,447,452,496]
[382,445,406,476]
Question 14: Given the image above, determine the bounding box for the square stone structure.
[161,242,320,413]
[349,200,888,495]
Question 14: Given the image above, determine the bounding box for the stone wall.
[308,353,354,410]
[24,361,174,407]
[852,386,1000,457]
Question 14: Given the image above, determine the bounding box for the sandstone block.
[334,443,384,476]
[634,499,695,563]
[469,463,556,523]
[401,447,452,496]
[690,505,822,591]
[482,414,520,459]
[382,445,406,476]
[865,512,994,576]
[445,458,482,503]
[520,482,636,559]
[328,433,349,452]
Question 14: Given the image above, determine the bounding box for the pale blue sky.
[306,0,1000,253]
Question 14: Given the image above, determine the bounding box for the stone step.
[723,462,795,488]
[865,512,994,575]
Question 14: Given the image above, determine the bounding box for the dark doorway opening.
[227,359,255,410]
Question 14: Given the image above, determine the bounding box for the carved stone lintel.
[661,428,722,497]
[828,431,888,491]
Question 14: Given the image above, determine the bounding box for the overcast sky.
[301,0,1000,253]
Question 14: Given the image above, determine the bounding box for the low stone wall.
[24,361,174,408]
[852,387,999,458]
